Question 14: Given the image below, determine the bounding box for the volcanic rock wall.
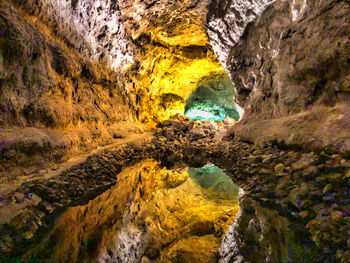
[0,0,140,172]
[9,0,231,124]
[15,0,135,72]
[1,0,136,128]
[0,0,235,175]
[207,0,275,70]
[118,0,230,122]
[205,0,350,262]
[207,0,350,152]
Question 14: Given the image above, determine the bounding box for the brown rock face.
[204,1,350,261]
[207,0,350,152]
[0,1,133,128]
[0,0,231,169]
[0,0,350,263]
[0,1,139,172]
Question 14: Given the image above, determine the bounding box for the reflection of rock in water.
[34,160,240,263]
[188,165,239,201]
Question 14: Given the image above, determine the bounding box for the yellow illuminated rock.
[135,47,226,122]
[36,160,239,263]
[120,0,228,123]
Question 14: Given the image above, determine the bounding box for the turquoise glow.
[184,79,241,122]
[185,108,225,121]
[184,98,237,121]
[188,165,239,200]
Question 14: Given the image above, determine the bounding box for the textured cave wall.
[0,2,132,127]
[1,0,139,128]
[13,0,136,73]
[1,0,232,126]
[118,0,229,123]
[0,0,221,169]
[207,0,276,70]
[205,1,350,262]
[0,0,141,172]
[207,0,350,152]
[15,0,230,124]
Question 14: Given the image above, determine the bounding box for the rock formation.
[208,0,350,152]
[0,0,349,262]
[206,0,350,261]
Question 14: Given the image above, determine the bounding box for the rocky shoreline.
[1,116,349,262]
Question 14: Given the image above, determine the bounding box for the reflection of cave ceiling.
[31,161,239,262]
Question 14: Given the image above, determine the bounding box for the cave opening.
[1,0,349,262]
[184,74,242,122]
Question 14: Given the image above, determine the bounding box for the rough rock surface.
[15,0,135,73]
[0,0,143,177]
[10,0,231,123]
[207,0,275,69]
[207,0,350,152]
[120,0,229,122]
[0,1,135,127]
[0,0,350,262]
[152,118,350,262]
[1,116,349,262]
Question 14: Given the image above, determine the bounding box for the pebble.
[274,163,285,174]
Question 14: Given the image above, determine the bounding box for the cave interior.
[0,0,349,262]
